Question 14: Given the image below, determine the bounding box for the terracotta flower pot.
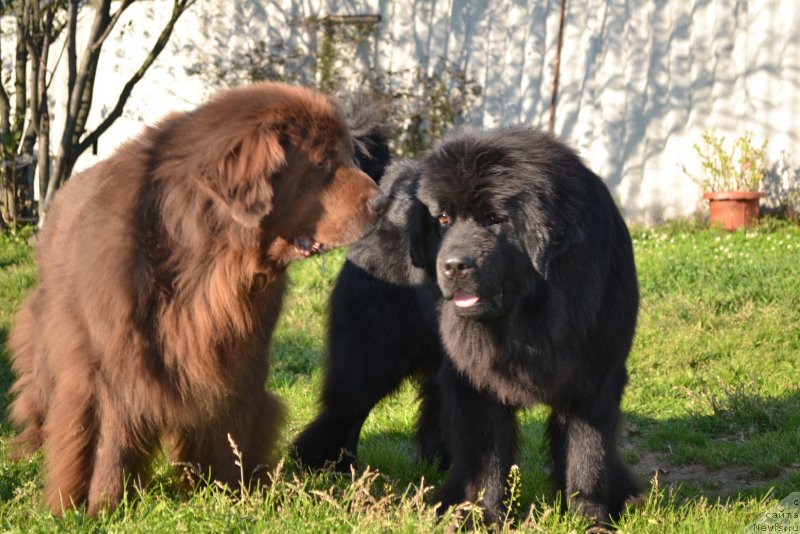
[703,191,765,231]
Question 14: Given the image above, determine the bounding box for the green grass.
[1,219,799,532]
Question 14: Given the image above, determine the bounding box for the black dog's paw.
[291,429,357,473]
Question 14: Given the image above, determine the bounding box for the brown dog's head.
[175,82,387,264]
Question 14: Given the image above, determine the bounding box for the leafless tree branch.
[77,0,197,156]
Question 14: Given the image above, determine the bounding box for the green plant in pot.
[683,129,768,230]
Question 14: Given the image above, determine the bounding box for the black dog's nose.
[442,255,476,280]
[367,193,390,217]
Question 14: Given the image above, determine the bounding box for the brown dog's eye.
[438,211,452,227]
[316,159,334,182]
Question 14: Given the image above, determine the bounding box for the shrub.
[683,129,768,192]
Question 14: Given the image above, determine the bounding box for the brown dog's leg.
[235,390,284,487]
[85,385,156,516]
[8,293,46,458]
[42,372,97,514]
[172,390,284,491]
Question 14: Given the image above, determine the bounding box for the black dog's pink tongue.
[453,289,480,308]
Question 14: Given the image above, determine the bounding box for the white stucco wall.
[2,0,798,223]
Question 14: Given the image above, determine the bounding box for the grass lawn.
[0,219,798,532]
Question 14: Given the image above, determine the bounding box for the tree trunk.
[0,98,12,226]
[15,8,32,149]
[45,0,111,209]
[35,9,53,222]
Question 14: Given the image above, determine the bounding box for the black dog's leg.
[294,262,440,472]
[293,351,413,472]
[292,408,369,472]
[545,410,568,497]
[547,406,613,522]
[416,371,450,470]
[607,441,641,516]
[436,359,518,525]
[547,392,639,523]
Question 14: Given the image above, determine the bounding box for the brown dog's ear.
[215,128,286,228]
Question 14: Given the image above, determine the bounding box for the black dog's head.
[344,159,441,285]
[379,160,441,278]
[417,128,586,319]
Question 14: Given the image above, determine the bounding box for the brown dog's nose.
[367,193,390,217]
[442,255,476,280]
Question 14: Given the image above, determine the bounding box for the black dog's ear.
[529,224,584,280]
[407,200,439,270]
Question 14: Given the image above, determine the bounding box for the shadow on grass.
[349,389,800,515]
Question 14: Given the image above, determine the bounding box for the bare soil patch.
[629,448,796,498]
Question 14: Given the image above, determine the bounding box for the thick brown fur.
[8,82,384,515]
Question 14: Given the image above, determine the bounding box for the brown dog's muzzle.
[313,166,387,250]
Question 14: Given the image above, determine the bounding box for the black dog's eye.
[482,213,507,227]
[438,211,452,227]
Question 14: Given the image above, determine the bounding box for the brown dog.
[8,82,386,515]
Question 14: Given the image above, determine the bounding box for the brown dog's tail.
[7,291,46,459]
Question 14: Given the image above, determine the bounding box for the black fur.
[295,128,641,525]
[422,129,640,524]
[292,160,448,470]
[346,95,393,183]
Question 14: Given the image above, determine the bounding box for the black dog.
[420,129,641,523]
[292,160,449,470]
[295,128,640,525]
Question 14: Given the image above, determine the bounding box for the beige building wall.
[2,0,798,223]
